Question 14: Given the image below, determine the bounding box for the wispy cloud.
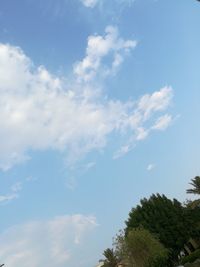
[83,161,96,171]
[66,176,77,190]
[137,88,173,120]
[147,163,155,171]
[113,143,135,159]
[80,0,134,9]
[0,182,22,204]
[0,214,97,267]
[0,26,174,170]
[0,193,18,203]
[152,114,172,130]
[80,0,99,8]
[113,87,173,159]
[11,182,23,192]
[74,25,136,82]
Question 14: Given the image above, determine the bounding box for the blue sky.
[0,0,200,266]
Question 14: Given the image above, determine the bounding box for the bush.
[181,249,200,265]
[114,228,169,267]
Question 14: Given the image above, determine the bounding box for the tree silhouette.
[187,176,200,195]
[125,194,195,262]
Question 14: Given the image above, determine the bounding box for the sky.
[0,0,200,266]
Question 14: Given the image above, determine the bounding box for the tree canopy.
[114,228,168,267]
[125,194,198,261]
[100,176,200,267]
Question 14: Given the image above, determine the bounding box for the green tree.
[125,194,196,263]
[187,176,200,195]
[114,228,168,267]
[102,248,118,267]
[184,201,200,245]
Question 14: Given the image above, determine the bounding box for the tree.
[102,248,118,267]
[187,176,200,195]
[114,228,168,267]
[184,200,200,245]
[125,194,197,263]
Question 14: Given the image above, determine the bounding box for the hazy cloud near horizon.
[0,214,97,267]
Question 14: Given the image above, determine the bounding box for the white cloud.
[113,86,173,158]
[147,163,155,171]
[83,161,96,171]
[135,127,149,141]
[137,87,173,120]
[80,0,134,8]
[0,27,174,170]
[74,26,137,82]
[0,193,18,203]
[152,114,172,130]
[0,214,97,267]
[113,144,134,159]
[0,182,22,204]
[80,0,99,8]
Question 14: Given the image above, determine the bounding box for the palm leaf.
[187,176,200,195]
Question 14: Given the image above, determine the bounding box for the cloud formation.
[0,193,18,203]
[0,214,97,267]
[80,0,99,8]
[0,182,22,204]
[80,0,134,8]
[152,114,172,130]
[113,86,173,159]
[74,26,136,82]
[147,164,155,171]
[0,26,173,170]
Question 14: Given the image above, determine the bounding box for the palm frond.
[187,176,200,195]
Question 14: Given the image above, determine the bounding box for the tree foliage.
[125,194,198,261]
[187,176,200,195]
[100,176,200,267]
[114,228,168,267]
[102,248,118,267]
